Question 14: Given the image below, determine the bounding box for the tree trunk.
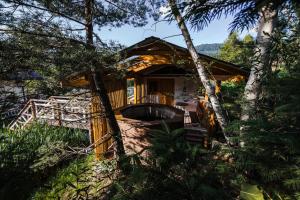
[241,7,278,122]
[85,0,126,167]
[168,0,229,142]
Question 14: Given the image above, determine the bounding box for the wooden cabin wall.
[90,95,108,157]
[105,79,127,108]
[134,77,145,104]
[134,77,176,106]
[147,78,174,106]
[91,78,127,159]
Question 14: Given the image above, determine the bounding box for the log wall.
[91,77,127,159]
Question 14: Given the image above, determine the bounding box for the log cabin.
[62,36,249,158]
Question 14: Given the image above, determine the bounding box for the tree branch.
[12,0,86,26]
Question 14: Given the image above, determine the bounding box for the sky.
[99,15,255,47]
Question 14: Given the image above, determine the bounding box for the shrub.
[109,122,238,200]
[0,123,89,199]
[221,81,245,120]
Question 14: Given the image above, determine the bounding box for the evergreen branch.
[102,0,135,15]
[12,0,86,26]
[0,27,87,46]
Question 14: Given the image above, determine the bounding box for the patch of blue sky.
[98,15,256,47]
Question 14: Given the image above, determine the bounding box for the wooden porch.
[9,95,91,131]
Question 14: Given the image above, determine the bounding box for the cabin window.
[127,79,134,104]
[148,80,158,94]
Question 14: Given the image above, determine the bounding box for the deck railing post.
[31,100,36,119]
[54,102,62,126]
[88,104,93,143]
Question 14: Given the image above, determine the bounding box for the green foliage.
[224,11,300,199]
[218,32,255,68]
[228,117,300,199]
[240,184,264,200]
[221,81,245,120]
[181,0,298,32]
[110,122,238,200]
[0,30,124,96]
[0,123,89,199]
[33,155,115,199]
[0,0,162,96]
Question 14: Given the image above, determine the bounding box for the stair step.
[185,132,207,137]
[185,137,203,142]
[185,127,207,132]
[185,137,204,142]
[187,140,202,144]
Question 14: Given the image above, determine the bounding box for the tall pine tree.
[0,0,160,168]
[218,33,255,69]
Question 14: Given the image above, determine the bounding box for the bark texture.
[241,6,278,122]
[168,0,229,141]
[85,0,126,166]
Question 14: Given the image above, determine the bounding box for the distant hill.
[195,43,222,57]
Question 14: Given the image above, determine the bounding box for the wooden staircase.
[9,96,91,130]
[184,124,209,146]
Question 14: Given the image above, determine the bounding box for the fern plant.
[0,123,89,199]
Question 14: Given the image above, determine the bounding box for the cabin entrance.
[147,78,174,105]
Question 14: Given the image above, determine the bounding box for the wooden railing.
[134,94,197,124]
[9,96,91,130]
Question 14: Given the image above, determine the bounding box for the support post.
[55,103,62,126]
[31,100,36,119]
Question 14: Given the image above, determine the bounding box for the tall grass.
[0,123,89,199]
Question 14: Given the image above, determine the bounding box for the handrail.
[8,101,34,129]
[9,95,91,130]
[50,96,91,100]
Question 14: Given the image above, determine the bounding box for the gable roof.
[119,36,249,77]
[62,36,249,88]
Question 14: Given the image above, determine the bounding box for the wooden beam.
[215,80,221,95]
[124,50,187,57]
